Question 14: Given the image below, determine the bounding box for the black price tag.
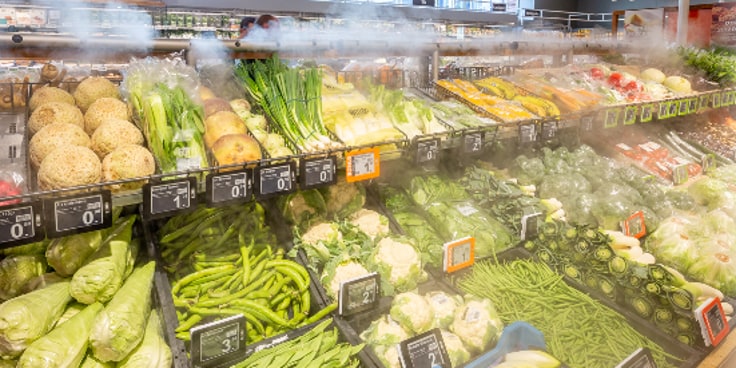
[615,348,657,368]
[673,164,689,185]
[399,329,451,368]
[623,106,638,125]
[520,206,543,241]
[580,115,595,132]
[540,120,557,140]
[678,99,690,116]
[492,3,507,12]
[416,138,441,165]
[668,101,679,117]
[688,98,698,114]
[724,91,735,106]
[518,124,537,144]
[338,272,380,316]
[205,170,252,207]
[0,201,44,249]
[463,133,483,155]
[702,154,717,174]
[640,104,654,123]
[255,162,296,198]
[699,94,710,111]
[604,108,620,128]
[658,102,670,119]
[143,178,197,220]
[190,314,247,368]
[300,156,337,190]
[712,93,722,109]
[44,191,112,238]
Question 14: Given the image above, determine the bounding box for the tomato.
[623,80,642,92]
[0,181,14,195]
[607,72,624,87]
[590,67,605,80]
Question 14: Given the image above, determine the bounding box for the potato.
[204,111,246,148]
[204,98,234,118]
[211,134,262,169]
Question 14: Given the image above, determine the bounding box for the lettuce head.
[0,254,47,301]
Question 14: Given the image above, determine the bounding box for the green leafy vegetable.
[46,230,103,277]
[0,254,46,301]
[117,311,172,368]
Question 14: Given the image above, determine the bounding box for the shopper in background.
[253,14,280,40]
[239,16,256,39]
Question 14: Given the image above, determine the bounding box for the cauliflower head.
[440,330,471,367]
[349,209,389,240]
[371,344,401,368]
[360,315,410,346]
[320,257,370,300]
[390,292,434,334]
[425,291,463,329]
[370,237,426,296]
[450,297,504,354]
[299,222,342,264]
[320,182,366,218]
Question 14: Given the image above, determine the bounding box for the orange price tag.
[443,236,475,274]
[622,211,646,239]
[345,147,380,183]
[695,297,730,347]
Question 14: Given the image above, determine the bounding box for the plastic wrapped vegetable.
[320,182,366,219]
[117,311,172,368]
[46,230,103,277]
[440,330,471,367]
[0,254,47,301]
[450,297,504,354]
[89,262,155,362]
[688,177,729,209]
[392,211,444,267]
[0,281,72,358]
[17,302,102,367]
[368,237,427,296]
[70,217,137,304]
[390,292,434,334]
[425,291,462,329]
[510,155,546,185]
[688,241,736,296]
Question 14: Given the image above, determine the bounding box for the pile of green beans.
[231,319,364,368]
[159,203,336,345]
[459,259,681,368]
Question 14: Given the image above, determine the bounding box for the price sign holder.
[699,94,710,112]
[640,104,654,123]
[416,138,441,166]
[672,164,689,185]
[712,93,722,109]
[443,236,475,274]
[668,101,679,118]
[143,178,197,221]
[518,123,537,144]
[205,169,252,207]
[398,329,451,368]
[677,99,690,116]
[463,132,484,155]
[623,106,638,125]
[695,297,730,347]
[702,154,717,174]
[299,156,337,190]
[687,98,698,114]
[520,207,543,241]
[615,348,657,368]
[723,91,735,107]
[44,190,112,238]
[0,201,44,249]
[604,108,620,128]
[346,147,381,183]
[658,102,671,120]
[580,114,595,132]
[338,272,380,316]
[540,120,558,140]
[190,314,247,368]
[621,210,646,239]
[255,161,297,198]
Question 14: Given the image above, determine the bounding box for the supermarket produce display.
[8,27,736,368]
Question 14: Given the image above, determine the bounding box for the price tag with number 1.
[443,236,475,274]
[346,147,380,183]
[143,178,197,221]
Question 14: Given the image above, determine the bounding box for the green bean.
[175,314,202,333]
[171,265,235,294]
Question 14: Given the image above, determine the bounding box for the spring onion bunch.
[235,56,341,153]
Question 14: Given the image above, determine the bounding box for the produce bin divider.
[438,246,708,368]
[143,218,193,368]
